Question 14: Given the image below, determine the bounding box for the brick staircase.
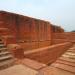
[0,27,16,45]
[0,28,14,70]
[50,44,75,74]
[0,38,15,70]
[38,44,75,75]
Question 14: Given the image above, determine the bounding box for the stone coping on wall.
[24,42,72,54]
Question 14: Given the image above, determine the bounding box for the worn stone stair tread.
[0,51,10,56]
[55,59,75,67]
[0,48,7,51]
[0,44,5,47]
[67,50,75,53]
[64,52,75,56]
[0,59,14,67]
[59,57,75,63]
[69,48,75,49]
[0,41,3,44]
[51,63,75,73]
[0,55,13,61]
[62,54,75,59]
[0,59,14,70]
[45,44,75,75]
[46,66,75,75]
[62,52,75,59]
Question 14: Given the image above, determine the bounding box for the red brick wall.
[18,20,52,50]
[0,11,52,50]
[24,42,72,64]
[52,32,75,44]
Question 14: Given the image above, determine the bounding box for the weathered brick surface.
[38,45,75,75]
[20,58,46,70]
[0,65,38,75]
[39,66,75,75]
[0,11,52,50]
[52,39,68,44]
[0,11,65,50]
[2,36,16,45]
[52,32,75,44]
[24,42,72,64]
[7,44,24,59]
[51,25,64,33]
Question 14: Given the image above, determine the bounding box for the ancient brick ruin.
[0,11,75,75]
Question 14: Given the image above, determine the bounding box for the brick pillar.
[7,44,24,59]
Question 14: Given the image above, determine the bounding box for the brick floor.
[39,66,75,75]
[51,63,75,73]
[20,58,46,70]
[0,44,75,75]
[55,59,75,67]
[0,65,38,75]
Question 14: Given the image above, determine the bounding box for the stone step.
[0,51,10,56]
[56,59,75,67]
[69,48,75,50]
[0,38,15,70]
[0,44,6,48]
[65,52,75,56]
[0,41,3,44]
[0,48,7,52]
[51,63,75,73]
[41,66,75,75]
[59,57,75,63]
[0,39,2,41]
[0,65,38,75]
[67,50,75,53]
[0,59,15,70]
[0,55,13,62]
[0,39,4,44]
[0,44,5,46]
[62,54,75,59]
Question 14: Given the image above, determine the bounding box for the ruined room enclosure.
[0,11,75,75]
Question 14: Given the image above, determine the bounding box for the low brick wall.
[7,44,24,59]
[24,42,72,65]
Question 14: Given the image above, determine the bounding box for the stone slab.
[0,64,38,75]
[21,58,46,70]
[39,66,75,75]
[51,63,75,73]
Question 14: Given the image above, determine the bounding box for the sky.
[0,0,75,31]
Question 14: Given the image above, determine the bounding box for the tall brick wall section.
[18,20,52,50]
[24,42,72,64]
[0,11,52,50]
[52,32,75,44]
[51,25,64,33]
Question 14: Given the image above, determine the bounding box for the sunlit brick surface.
[24,42,72,64]
[0,11,75,75]
[41,44,75,75]
[52,33,75,44]
[0,11,53,50]
[0,65,38,75]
